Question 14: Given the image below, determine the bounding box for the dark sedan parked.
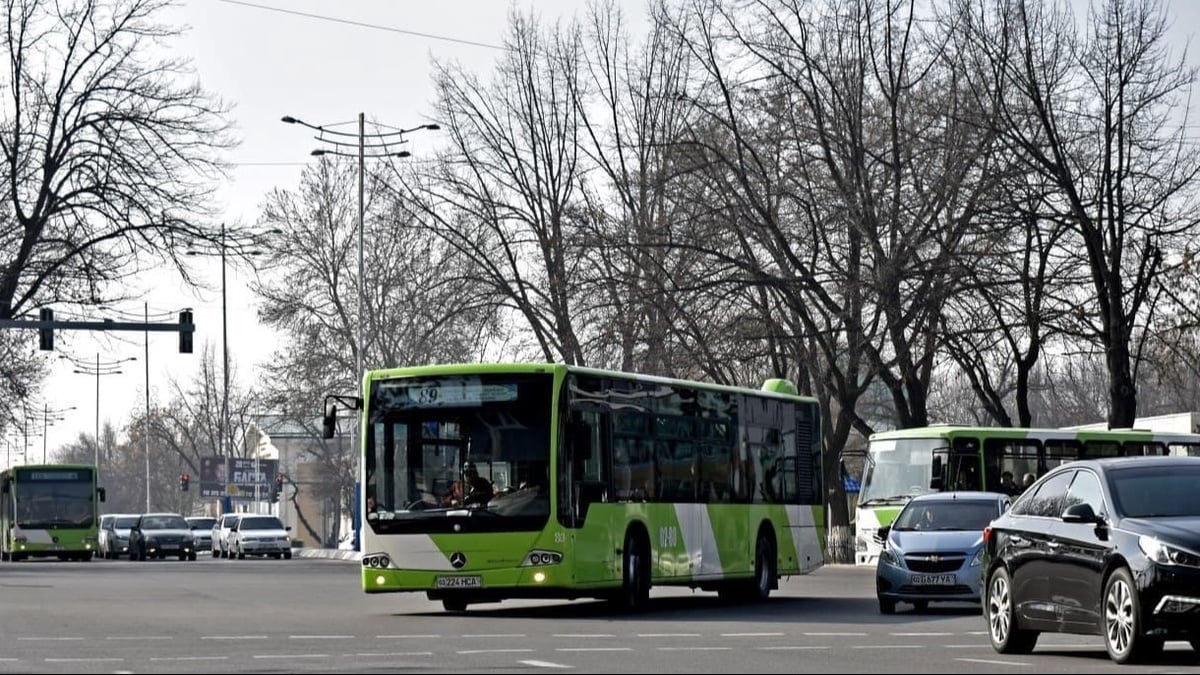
[129,513,197,561]
[982,456,1200,664]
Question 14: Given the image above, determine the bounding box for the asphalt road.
[0,555,1197,673]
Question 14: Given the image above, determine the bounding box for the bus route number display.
[22,470,82,481]
[380,378,518,409]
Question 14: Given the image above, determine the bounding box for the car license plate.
[912,573,955,585]
[436,575,482,589]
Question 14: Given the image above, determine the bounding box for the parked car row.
[874,455,1200,664]
[98,512,292,562]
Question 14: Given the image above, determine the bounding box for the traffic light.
[271,473,284,503]
[38,308,54,350]
[180,473,190,491]
[178,310,193,353]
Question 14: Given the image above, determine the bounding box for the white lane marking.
[201,635,267,640]
[853,645,924,650]
[376,634,441,639]
[553,633,615,638]
[657,647,731,651]
[150,656,229,662]
[555,648,632,652]
[721,632,785,637]
[351,652,434,657]
[289,635,354,639]
[45,658,123,662]
[966,631,988,635]
[804,632,867,636]
[462,633,527,638]
[18,637,84,641]
[758,646,831,651]
[519,660,573,669]
[891,632,954,636]
[252,654,330,659]
[956,657,1032,666]
[637,633,701,637]
[947,645,987,648]
[456,649,535,654]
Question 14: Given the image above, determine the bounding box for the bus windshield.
[364,373,553,531]
[858,438,944,505]
[13,468,95,528]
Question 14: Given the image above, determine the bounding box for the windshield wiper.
[858,495,914,507]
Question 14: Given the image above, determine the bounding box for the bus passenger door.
[561,411,613,586]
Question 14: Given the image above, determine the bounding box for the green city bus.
[854,425,1200,566]
[0,463,105,561]
[330,363,825,612]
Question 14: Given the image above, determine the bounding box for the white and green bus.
[329,363,825,612]
[0,463,105,561]
[854,425,1200,566]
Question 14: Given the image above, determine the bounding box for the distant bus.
[854,425,1200,566]
[329,363,825,612]
[0,463,105,561]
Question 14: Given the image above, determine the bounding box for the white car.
[228,515,292,560]
[99,513,140,559]
[185,516,217,552]
[211,513,239,558]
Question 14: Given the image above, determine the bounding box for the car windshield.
[142,515,187,529]
[1111,464,1200,518]
[188,518,216,529]
[239,517,284,530]
[114,516,139,528]
[892,500,998,531]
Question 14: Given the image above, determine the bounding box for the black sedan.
[982,456,1200,663]
[129,512,197,561]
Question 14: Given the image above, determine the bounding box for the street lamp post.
[65,353,136,484]
[33,403,77,463]
[187,224,278,512]
[281,114,438,515]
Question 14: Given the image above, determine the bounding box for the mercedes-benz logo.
[449,551,467,569]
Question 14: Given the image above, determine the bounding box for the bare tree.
[963,0,1200,426]
[0,0,233,326]
[403,10,590,364]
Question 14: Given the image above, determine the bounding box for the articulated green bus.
[332,363,825,612]
[854,425,1200,566]
[0,463,105,561]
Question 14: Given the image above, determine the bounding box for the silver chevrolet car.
[185,516,217,553]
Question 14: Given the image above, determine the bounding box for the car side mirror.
[286,526,292,531]
[877,525,891,541]
[97,487,106,502]
[1061,502,1099,524]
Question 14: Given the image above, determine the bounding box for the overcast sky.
[17,0,1200,462]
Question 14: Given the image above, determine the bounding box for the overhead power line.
[217,0,507,51]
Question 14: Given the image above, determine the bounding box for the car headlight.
[879,547,902,568]
[1139,536,1200,568]
[970,548,984,567]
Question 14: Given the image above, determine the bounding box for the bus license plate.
[436,576,482,589]
[912,573,955,585]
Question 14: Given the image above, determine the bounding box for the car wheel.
[878,596,896,615]
[283,550,292,560]
[442,597,467,612]
[986,566,1038,654]
[1103,567,1162,664]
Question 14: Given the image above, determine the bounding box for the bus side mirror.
[930,456,944,490]
[568,421,591,461]
[97,487,106,503]
[322,403,337,439]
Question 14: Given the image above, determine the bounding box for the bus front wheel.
[442,598,468,612]
[614,530,650,611]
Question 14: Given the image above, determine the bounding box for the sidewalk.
[293,547,362,561]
